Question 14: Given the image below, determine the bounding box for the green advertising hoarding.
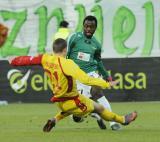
[0,0,159,59]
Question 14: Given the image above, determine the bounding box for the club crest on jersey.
[77,52,90,62]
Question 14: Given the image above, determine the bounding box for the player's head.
[59,20,69,28]
[83,15,97,38]
[53,38,67,57]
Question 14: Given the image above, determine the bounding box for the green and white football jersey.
[67,32,109,79]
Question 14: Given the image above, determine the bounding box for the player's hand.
[109,80,119,87]
[106,76,113,82]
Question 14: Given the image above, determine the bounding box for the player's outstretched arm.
[9,55,43,66]
[63,60,118,89]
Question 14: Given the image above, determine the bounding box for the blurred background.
[0,0,160,103]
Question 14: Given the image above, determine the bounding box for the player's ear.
[62,47,67,56]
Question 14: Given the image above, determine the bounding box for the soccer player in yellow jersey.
[53,20,70,41]
[10,38,137,132]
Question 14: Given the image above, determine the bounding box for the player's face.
[83,20,96,38]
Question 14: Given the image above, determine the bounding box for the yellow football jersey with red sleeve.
[41,54,110,98]
[62,60,111,89]
[41,54,78,98]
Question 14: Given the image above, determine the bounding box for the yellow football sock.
[100,109,125,124]
[55,112,70,122]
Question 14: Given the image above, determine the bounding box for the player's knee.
[90,86,104,100]
[94,103,105,114]
[90,86,100,95]
[98,105,105,113]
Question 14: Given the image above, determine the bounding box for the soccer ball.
[71,115,84,123]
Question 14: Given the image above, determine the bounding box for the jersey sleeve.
[10,55,43,66]
[66,33,77,59]
[94,44,110,79]
[63,59,110,89]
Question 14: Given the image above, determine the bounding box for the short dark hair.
[60,20,69,28]
[83,15,97,27]
[53,38,67,53]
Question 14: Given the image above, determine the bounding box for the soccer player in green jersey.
[67,15,121,130]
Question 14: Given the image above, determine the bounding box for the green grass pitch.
[0,102,160,142]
